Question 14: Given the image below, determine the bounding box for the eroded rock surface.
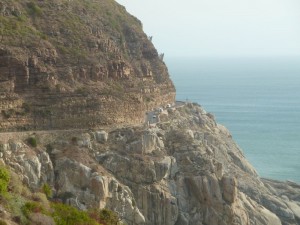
[1,104,299,225]
[0,0,175,131]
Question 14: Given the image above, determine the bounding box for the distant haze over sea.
[167,57,300,183]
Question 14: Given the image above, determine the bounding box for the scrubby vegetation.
[94,208,121,225]
[0,0,141,63]
[51,203,99,225]
[1,109,14,119]
[22,201,45,218]
[0,163,122,225]
[0,165,10,194]
[0,220,7,225]
[42,183,52,199]
[26,2,43,17]
[0,0,174,132]
[27,137,37,147]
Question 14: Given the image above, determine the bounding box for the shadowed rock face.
[1,104,299,225]
[0,0,175,131]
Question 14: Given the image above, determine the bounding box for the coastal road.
[146,111,158,124]
[146,101,186,125]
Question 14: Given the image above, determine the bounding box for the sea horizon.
[166,56,300,183]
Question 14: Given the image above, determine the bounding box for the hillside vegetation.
[0,0,175,131]
[0,163,121,225]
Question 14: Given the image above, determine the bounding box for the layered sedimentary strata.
[0,0,175,131]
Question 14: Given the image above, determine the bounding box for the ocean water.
[166,57,300,183]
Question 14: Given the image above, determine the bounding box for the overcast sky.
[116,0,300,58]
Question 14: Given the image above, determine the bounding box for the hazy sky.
[116,0,300,58]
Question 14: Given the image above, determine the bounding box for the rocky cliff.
[1,1,300,225]
[1,103,300,225]
[0,0,175,131]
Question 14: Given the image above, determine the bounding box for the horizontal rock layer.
[0,0,175,131]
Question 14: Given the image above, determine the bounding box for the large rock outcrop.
[0,0,175,131]
[1,104,299,225]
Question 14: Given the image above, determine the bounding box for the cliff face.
[1,104,300,225]
[1,1,300,225]
[0,0,175,131]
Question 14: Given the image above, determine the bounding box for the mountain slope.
[0,0,175,131]
[1,1,300,225]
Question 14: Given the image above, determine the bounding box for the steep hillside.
[1,104,300,225]
[0,0,175,131]
[1,1,300,225]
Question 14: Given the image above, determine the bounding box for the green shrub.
[7,170,24,195]
[5,194,28,224]
[31,192,50,211]
[89,208,120,225]
[0,166,10,194]
[27,2,42,16]
[27,137,37,147]
[99,209,120,225]
[42,183,52,199]
[51,203,99,225]
[39,32,48,40]
[22,201,45,218]
[71,137,78,145]
[46,144,53,153]
[1,109,14,119]
[0,219,7,225]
